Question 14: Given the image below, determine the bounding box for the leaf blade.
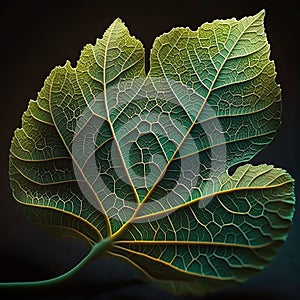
[9,12,296,296]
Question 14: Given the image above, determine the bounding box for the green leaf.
[9,11,295,295]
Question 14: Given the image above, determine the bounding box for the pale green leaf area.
[7,10,295,295]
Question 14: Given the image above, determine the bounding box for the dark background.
[1,0,299,299]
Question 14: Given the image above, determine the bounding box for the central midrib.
[137,14,262,206]
[102,22,141,207]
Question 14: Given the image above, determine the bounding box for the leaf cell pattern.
[9,11,295,295]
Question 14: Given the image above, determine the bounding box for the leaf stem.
[0,237,112,289]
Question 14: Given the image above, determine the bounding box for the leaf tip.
[113,17,123,23]
[259,9,266,17]
[254,9,266,21]
[110,17,125,28]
